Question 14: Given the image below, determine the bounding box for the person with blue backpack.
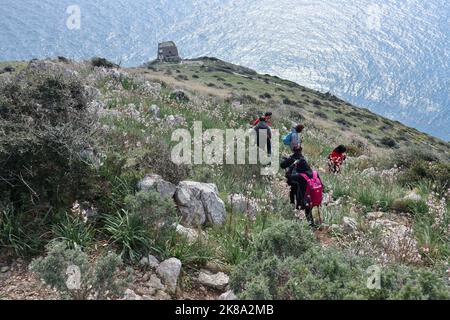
[282,124,304,151]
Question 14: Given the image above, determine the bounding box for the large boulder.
[198,270,229,290]
[156,258,182,294]
[138,174,176,199]
[175,181,227,226]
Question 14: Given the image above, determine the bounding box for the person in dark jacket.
[254,116,272,156]
[252,112,273,127]
[282,152,320,227]
[281,145,303,205]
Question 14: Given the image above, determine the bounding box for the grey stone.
[198,270,229,290]
[175,181,227,226]
[175,224,200,244]
[138,174,176,199]
[123,289,143,300]
[367,212,384,221]
[404,191,421,201]
[140,255,160,268]
[342,217,358,234]
[219,290,238,300]
[1,266,10,273]
[156,258,182,293]
[149,104,161,117]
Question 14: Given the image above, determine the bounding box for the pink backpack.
[299,171,323,208]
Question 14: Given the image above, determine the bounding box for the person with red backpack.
[287,156,324,228]
[280,145,303,206]
[328,145,347,174]
[252,112,272,127]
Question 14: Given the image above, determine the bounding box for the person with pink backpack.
[288,157,324,227]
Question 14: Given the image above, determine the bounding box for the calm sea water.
[0,0,448,140]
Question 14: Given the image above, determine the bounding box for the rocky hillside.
[0,57,449,300]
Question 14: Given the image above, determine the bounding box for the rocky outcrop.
[175,181,227,226]
[156,258,182,294]
[138,174,176,199]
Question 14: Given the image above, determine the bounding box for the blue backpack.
[282,132,292,146]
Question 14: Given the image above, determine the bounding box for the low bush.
[230,220,450,300]
[30,241,130,300]
[91,57,118,69]
[391,198,428,215]
[51,213,95,250]
[0,66,97,210]
[102,209,152,262]
[380,137,398,148]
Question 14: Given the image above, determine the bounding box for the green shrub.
[380,137,398,148]
[102,209,152,262]
[314,111,328,119]
[399,161,450,192]
[124,190,177,236]
[52,213,95,249]
[30,241,130,300]
[139,139,191,184]
[154,231,215,267]
[91,57,118,69]
[0,204,34,256]
[254,220,315,259]
[391,198,428,214]
[231,232,450,299]
[0,66,97,209]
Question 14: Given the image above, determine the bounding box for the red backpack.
[299,171,323,208]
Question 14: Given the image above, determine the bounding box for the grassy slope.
[135,57,450,159]
[1,57,449,299]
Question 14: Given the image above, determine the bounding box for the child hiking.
[328,145,347,174]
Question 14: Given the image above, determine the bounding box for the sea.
[0,0,448,140]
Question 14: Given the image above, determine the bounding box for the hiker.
[254,116,272,156]
[280,145,303,206]
[286,156,324,227]
[252,112,272,127]
[282,124,304,151]
[328,145,347,174]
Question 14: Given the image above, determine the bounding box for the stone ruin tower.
[157,41,181,62]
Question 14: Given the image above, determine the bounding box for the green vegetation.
[1,57,449,300]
